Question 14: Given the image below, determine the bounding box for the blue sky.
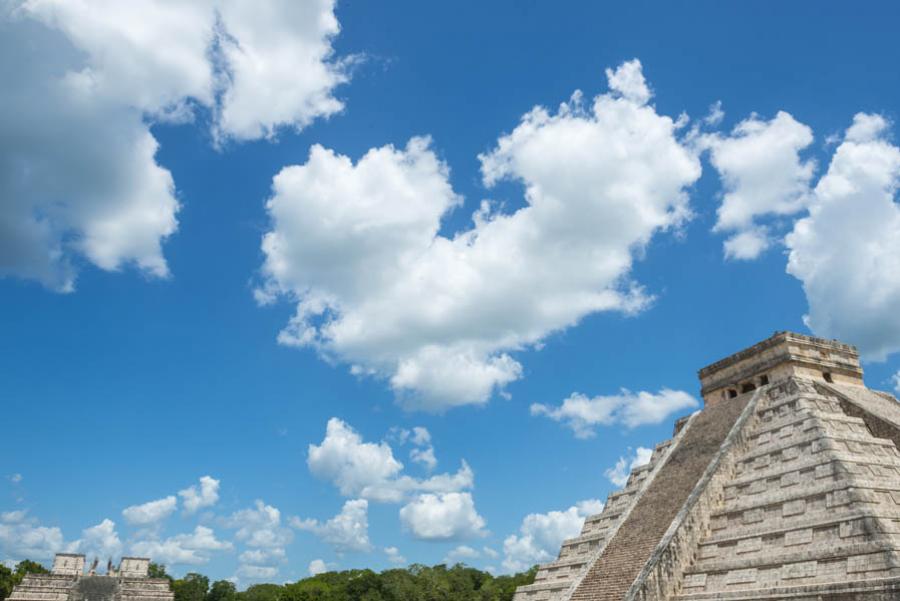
[3,0,900,586]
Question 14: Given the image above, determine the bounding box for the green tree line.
[2,560,536,601]
[0,560,50,600]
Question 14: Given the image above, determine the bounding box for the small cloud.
[178,476,220,514]
[308,559,334,576]
[704,100,724,126]
[399,492,487,541]
[292,499,372,553]
[122,496,177,526]
[9,474,22,484]
[604,447,653,487]
[384,546,406,565]
[532,389,697,438]
[444,545,480,564]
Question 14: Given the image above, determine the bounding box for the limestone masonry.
[8,555,173,601]
[514,331,900,600]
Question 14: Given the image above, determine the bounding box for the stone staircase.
[8,575,77,601]
[569,390,752,601]
[513,430,686,601]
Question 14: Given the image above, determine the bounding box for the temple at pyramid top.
[698,331,864,406]
[515,331,900,601]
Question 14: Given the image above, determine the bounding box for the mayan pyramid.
[8,554,174,601]
[514,331,900,601]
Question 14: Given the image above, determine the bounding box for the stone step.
[569,393,751,601]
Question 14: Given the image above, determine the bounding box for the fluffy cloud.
[0,12,179,291]
[444,545,480,565]
[1,0,348,290]
[384,546,405,565]
[893,371,900,394]
[704,111,815,259]
[131,526,232,566]
[307,418,472,503]
[399,492,487,541]
[0,510,65,559]
[226,500,293,549]
[292,499,372,553]
[179,476,220,514]
[785,114,900,360]
[258,59,701,410]
[501,499,602,573]
[226,500,290,579]
[391,426,438,471]
[74,519,122,559]
[236,564,277,579]
[238,548,285,564]
[531,388,698,438]
[212,0,350,141]
[308,559,335,576]
[122,496,177,526]
[604,447,653,487]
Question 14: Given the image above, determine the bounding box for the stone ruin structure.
[8,555,173,601]
[514,331,900,600]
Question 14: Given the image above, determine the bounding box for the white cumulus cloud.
[704,111,815,259]
[179,476,220,514]
[399,492,487,541]
[225,500,293,549]
[786,113,900,360]
[531,388,697,438]
[131,526,230,566]
[308,559,334,576]
[0,510,65,559]
[444,545,480,565]
[307,418,472,503]
[1,0,349,290]
[257,59,701,410]
[122,496,177,526]
[73,519,122,559]
[292,499,372,553]
[384,546,405,565]
[501,499,602,573]
[236,564,277,579]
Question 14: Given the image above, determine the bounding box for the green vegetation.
[1,561,536,601]
[0,560,51,601]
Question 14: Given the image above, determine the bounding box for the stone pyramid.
[8,555,174,601]
[514,332,900,601]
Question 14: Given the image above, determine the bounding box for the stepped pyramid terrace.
[514,331,900,601]
[8,555,173,601]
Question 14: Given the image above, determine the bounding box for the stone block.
[737,537,761,554]
[814,463,834,479]
[781,471,799,487]
[683,574,707,589]
[726,568,757,585]
[781,561,817,580]
[782,499,806,517]
[828,489,850,508]
[784,528,813,546]
[847,553,888,574]
[744,508,764,524]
